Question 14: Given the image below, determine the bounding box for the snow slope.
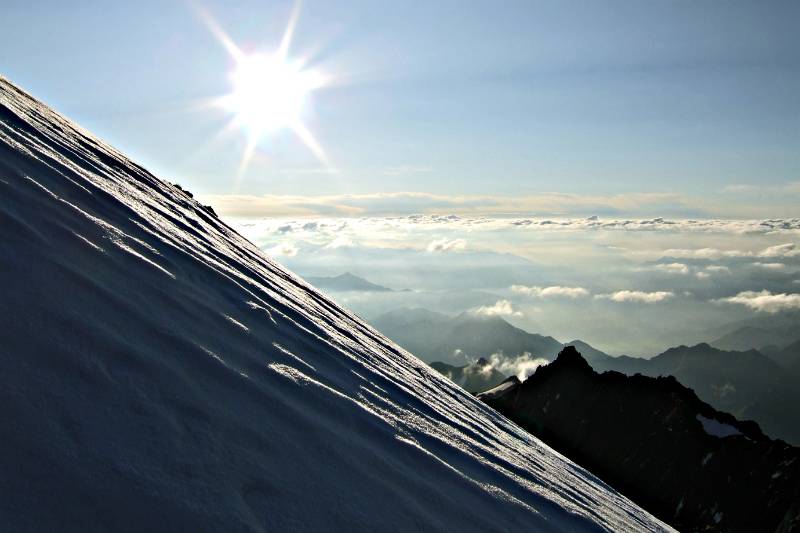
[0,76,670,532]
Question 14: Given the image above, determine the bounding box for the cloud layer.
[662,242,800,260]
[202,190,800,223]
[718,291,800,313]
[226,211,800,355]
[511,285,590,298]
[596,290,675,303]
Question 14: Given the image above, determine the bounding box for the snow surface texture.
[0,76,670,532]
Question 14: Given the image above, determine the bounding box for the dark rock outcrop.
[593,343,800,445]
[482,346,800,533]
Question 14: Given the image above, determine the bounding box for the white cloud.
[487,352,549,381]
[596,290,674,303]
[661,243,799,260]
[472,300,523,317]
[654,263,690,275]
[511,285,590,298]
[753,262,786,270]
[696,265,731,279]
[759,243,799,258]
[718,290,800,313]
[427,238,466,252]
[460,352,549,381]
[662,248,744,260]
[722,184,760,194]
[266,242,299,257]
[324,236,355,249]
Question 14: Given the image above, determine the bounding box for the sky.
[2,1,799,355]
[2,0,799,216]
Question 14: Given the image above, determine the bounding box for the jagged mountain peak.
[550,345,592,370]
[483,345,800,533]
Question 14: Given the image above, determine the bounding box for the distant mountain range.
[763,339,800,375]
[371,308,563,364]
[593,343,800,445]
[306,272,401,292]
[709,318,800,376]
[709,312,800,353]
[481,346,800,533]
[373,307,800,444]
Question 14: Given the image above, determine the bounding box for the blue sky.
[2,0,799,216]
[3,1,800,352]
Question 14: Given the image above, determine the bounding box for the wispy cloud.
[722,181,800,195]
[752,262,786,270]
[596,290,674,303]
[722,184,761,194]
[718,290,800,313]
[652,263,690,275]
[487,352,549,381]
[760,243,800,258]
[201,188,800,220]
[472,300,523,317]
[199,191,697,218]
[427,238,466,252]
[662,242,800,260]
[267,242,299,257]
[695,265,731,279]
[511,285,590,298]
[661,248,744,260]
[460,352,549,381]
[324,236,355,249]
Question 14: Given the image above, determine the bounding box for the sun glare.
[198,3,331,186]
[223,53,323,137]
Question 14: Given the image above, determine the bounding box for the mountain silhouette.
[306,272,396,292]
[376,308,800,444]
[482,347,800,533]
[594,343,800,444]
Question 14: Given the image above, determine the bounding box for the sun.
[222,53,324,138]
[198,3,331,186]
